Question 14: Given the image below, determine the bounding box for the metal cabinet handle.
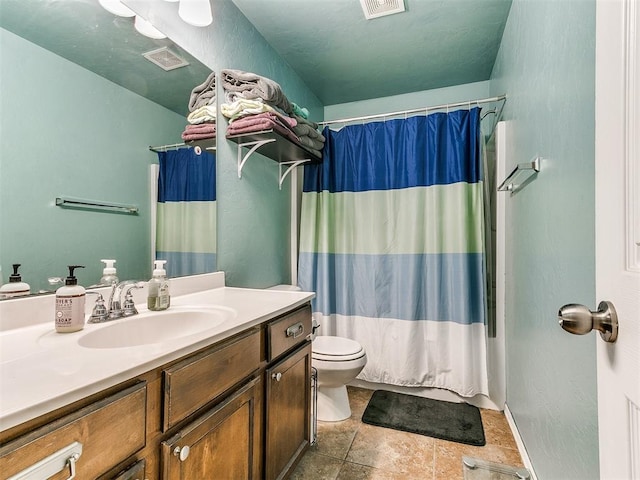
[7,441,83,480]
[286,322,304,338]
[173,445,190,462]
[272,372,282,382]
[65,454,80,480]
[558,300,618,343]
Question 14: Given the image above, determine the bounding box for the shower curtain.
[298,108,488,397]
[156,148,216,277]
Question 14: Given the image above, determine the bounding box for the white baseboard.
[504,403,538,480]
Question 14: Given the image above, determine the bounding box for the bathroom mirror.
[0,0,216,295]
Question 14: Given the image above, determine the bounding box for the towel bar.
[497,157,541,193]
[55,197,138,215]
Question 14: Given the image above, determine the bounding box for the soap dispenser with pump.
[148,260,170,311]
[0,264,31,298]
[99,259,119,286]
[55,265,86,333]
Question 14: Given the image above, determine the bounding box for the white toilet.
[312,335,367,422]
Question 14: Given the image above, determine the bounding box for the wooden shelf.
[226,129,321,163]
[226,129,322,188]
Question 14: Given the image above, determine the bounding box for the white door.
[595,0,640,478]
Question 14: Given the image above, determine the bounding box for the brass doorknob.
[558,301,618,343]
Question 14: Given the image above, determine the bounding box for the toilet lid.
[312,336,365,361]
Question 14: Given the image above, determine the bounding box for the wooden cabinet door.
[264,342,311,480]
[161,376,262,480]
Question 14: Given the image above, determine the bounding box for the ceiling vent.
[359,0,405,19]
[142,47,190,71]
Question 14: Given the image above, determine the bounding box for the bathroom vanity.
[0,274,314,480]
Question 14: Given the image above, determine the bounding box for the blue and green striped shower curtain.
[156,148,216,277]
[298,108,488,397]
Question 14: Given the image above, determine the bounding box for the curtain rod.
[148,142,216,153]
[318,94,507,126]
[149,142,188,152]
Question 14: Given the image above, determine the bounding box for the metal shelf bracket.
[279,160,311,189]
[236,138,277,178]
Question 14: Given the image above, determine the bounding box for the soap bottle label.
[158,282,170,309]
[55,295,85,331]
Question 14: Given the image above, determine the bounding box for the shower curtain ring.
[194,145,202,155]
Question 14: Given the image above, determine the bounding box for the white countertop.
[0,276,314,432]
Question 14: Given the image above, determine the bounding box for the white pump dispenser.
[99,259,119,286]
[0,264,30,298]
[55,265,86,333]
[147,260,170,311]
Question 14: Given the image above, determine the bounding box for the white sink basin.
[77,307,235,349]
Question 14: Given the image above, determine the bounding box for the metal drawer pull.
[66,454,79,480]
[7,441,83,480]
[286,322,304,338]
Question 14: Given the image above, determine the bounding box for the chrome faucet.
[88,280,145,323]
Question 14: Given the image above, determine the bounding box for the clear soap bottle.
[147,260,170,311]
[99,259,119,286]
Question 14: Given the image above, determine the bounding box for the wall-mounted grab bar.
[55,197,139,215]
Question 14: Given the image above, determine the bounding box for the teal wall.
[128,0,323,288]
[489,0,598,478]
[0,28,186,292]
[324,81,491,121]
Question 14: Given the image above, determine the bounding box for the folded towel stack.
[183,71,217,142]
[227,112,300,144]
[182,123,217,141]
[221,69,293,115]
[221,69,324,158]
[189,71,217,112]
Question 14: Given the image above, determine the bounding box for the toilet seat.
[312,336,365,362]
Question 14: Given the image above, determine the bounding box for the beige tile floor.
[290,387,524,480]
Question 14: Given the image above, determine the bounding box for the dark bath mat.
[362,390,486,446]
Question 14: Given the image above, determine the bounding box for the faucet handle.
[87,292,108,323]
[122,284,143,317]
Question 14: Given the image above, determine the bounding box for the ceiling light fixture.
[178,0,213,27]
[98,0,135,17]
[134,15,167,39]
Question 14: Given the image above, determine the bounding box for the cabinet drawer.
[0,382,146,480]
[109,459,145,480]
[267,304,312,362]
[163,327,261,431]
